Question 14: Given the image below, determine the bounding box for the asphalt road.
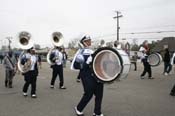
[0,62,175,116]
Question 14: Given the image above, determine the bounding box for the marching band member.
[71,35,104,116]
[50,46,66,89]
[22,47,41,98]
[140,41,153,79]
[170,52,175,96]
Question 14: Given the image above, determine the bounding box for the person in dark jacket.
[3,51,17,88]
[131,52,138,71]
[0,54,4,64]
[163,48,172,75]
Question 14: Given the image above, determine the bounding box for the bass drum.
[91,47,131,83]
[148,53,162,67]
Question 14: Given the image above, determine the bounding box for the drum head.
[148,53,162,67]
[92,47,123,83]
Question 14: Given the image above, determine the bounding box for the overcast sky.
[0,0,175,48]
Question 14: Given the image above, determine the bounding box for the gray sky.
[0,0,175,48]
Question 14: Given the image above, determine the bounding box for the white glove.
[86,55,92,64]
[75,54,84,63]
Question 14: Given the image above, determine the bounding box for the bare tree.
[1,45,8,51]
[34,44,41,50]
[68,38,79,49]
[132,38,138,45]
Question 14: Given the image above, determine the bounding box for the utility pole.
[0,40,2,49]
[6,36,12,51]
[113,11,123,41]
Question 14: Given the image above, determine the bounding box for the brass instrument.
[47,32,64,65]
[17,31,33,73]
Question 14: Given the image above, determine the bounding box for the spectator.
[131,52,138,71]
[163,48,171,75]
[3,51,17,88]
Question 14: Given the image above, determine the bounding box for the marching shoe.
[148,77,154,79]
[140,76,144,79]
[164,72,168,76]
[74,107,84,116]
[76,79,81,82]
[59,86,66,89]
[31,94,37,98]
[23,93,27,97]
[93,113,104,116]
[50,85,54,89]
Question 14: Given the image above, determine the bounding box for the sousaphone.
[17,31,34,73]
[47,32,64,65]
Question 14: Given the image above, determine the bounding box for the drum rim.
[92,47,123,83]
[148,53,162,67]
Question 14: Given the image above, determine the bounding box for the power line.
[94,30,175,38]
[121,30,175,34]
[125,37,162,40]
[122,25,175,30]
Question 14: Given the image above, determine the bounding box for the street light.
[0,40,2,50]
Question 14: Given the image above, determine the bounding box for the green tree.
[131,44,139,51]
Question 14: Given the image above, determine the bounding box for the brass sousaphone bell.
[17,31,34,73]
[47,32,64,65]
